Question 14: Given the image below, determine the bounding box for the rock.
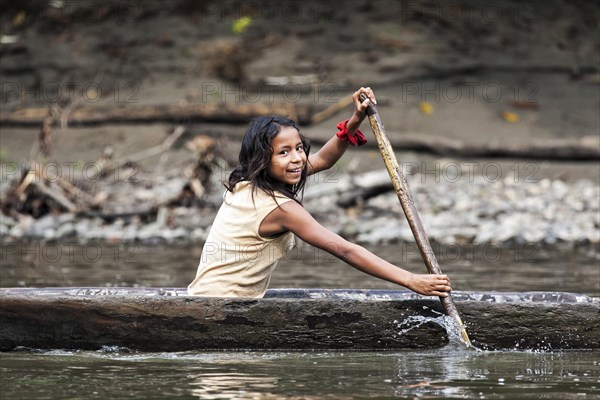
[0,214,17,229]
[57,213,76,224]
[9,225,25,239]
[29,214,60,238]
[155,207,169,228]
[136,223,164,242]
[56,222,77,239]
[551,180,569,199]
[190,228,208,242]
[162,227,188,242]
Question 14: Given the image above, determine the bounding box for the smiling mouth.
[287,167,303,174]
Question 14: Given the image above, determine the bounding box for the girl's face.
[268,126,307,186]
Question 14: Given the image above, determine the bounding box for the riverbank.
[1,167,598,247]
[1,1,598,248]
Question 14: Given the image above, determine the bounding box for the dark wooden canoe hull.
[1,288,598,351]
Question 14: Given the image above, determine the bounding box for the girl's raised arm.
[307,87,377,176]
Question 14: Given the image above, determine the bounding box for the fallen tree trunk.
[378,134,600,161]
[1,288,598,351]
[0,102,315,126]
[219,128,598,161]
[3,103,597,160]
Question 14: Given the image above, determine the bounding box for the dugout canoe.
[1,288,598,352]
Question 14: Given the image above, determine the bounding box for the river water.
[1,242,599,399]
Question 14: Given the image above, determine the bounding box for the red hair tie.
[336,119,367,146]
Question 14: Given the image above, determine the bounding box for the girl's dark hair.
[225,115,311,203]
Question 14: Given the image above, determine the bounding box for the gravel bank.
[2,169,598,246]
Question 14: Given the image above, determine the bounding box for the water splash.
[97,345,133,354]
[394,309,479,350]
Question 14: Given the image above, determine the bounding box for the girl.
[188,87,451,298]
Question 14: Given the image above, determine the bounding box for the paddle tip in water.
[461,329,473,348]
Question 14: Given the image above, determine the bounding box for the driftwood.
[1,288,598,351]
[30,180,77,212]
[3,96,597,161]
[32,163,95,205]
[306,170,415,208]
[310,94,354,124]
[308,133,600,161]
[89,125,187,181]
[304,170,395,207]
[1,122,229,219]
[373,134,600,161]
[337,185,392,208]
[0,102,315,126]
[4,164,92,214]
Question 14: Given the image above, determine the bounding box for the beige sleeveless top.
[187,181,296,298]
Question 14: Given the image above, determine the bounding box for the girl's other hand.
[406,273,452,297]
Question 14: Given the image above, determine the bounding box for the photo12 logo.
[200,82,339,104]
[399,81,539,104]
[200,1,339,24]
[395,241,541,264]
[0,1,142,26]
[398,1,538,24]
[1,81,139,105]
[1,242,139,264]
[401,161,539,184]
[1,161,139,184]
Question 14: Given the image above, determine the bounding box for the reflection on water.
[188,372,279,400]
[1,241,598,296]
[0,349,598,399]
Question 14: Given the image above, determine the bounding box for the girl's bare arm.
[307,87,376,176]
[263,201,452,297]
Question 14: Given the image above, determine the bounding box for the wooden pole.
[359,93,472,347]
